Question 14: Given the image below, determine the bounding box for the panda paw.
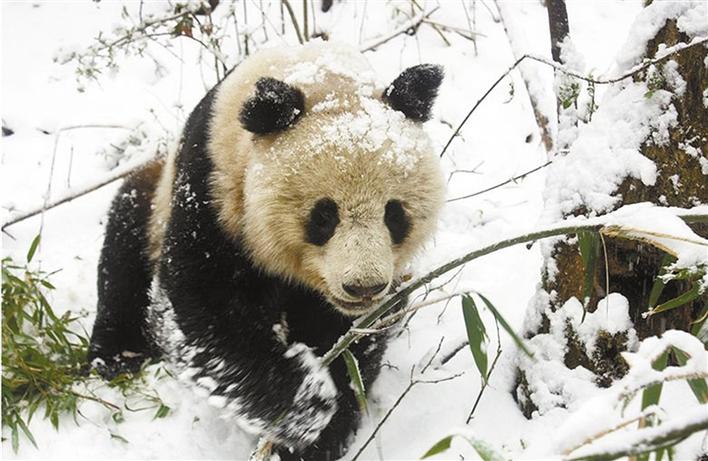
[268,343,338,449]
[88,349,150,380]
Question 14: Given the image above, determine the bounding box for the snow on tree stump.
[514,4,707,419]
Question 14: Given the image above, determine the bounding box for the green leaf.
[421,435,453,459]
[461,295,488,382]
[109,432,129,444]
[11,423,19,453]
[16,416,38,449]
[342,349,368,414]
[421,433,507,461]
[153,404,171,419]
[26,235,41,263]
[672,347,708,403]
[649,284,701,316]
[690,303,707,338]
[577,231,599,311]
[476,293,533,358]
[647,254,676,310]
[641,349,668,410]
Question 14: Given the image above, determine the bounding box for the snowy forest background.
[1,0,707,459]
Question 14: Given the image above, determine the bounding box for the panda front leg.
[278,335,388,461]
[276,359,359,461]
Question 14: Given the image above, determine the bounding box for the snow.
[2,1,706,460]
[603,203,708,269]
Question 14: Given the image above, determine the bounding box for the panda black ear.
[383,64,444,122]
[239,77,305,134]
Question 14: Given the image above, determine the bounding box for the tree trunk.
[514,10,707,418]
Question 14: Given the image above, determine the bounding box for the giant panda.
[88,41,445,460]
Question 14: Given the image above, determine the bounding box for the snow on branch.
[558,330,708,461]
[322,203,708,367]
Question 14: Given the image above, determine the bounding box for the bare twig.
[281,0,304,44]
[466,315,502,423]
[438,36,708,159]
[410,0,451,47]
[447,160,552,202]
[359,7,439,53]
[351,339,464,461]
[466,350,501,423]
[3,157,155,231]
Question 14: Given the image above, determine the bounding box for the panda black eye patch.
[384,199,410,245]
[306,198,340,246]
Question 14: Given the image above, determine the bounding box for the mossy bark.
[514,18,707,418]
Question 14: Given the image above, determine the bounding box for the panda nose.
[342,282,388,299]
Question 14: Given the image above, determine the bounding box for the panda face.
[241,128,444,316]
[207,42,445,316]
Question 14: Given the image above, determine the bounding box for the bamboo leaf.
[647,254,676,310]
[11,423,19,453]
[461,295,488,382]
[577,231,599,309]
[690,303,707,338]
[109,432,129,444]
[421,433,507,461]
[342,349,368,414]
[153,404,171,419]
[641,349,668,410]
[16,416,38,448]
[421,435,453,458]
[672,347,708,403]
[26,235,41,263]
[648,284,701,316]
[476,293,533,358]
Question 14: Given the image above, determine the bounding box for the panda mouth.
[329,296,376,315]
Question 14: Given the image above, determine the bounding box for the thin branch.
[467,314,502,423]
[3,158,156,230]
[438,36,708,159]
[563,408,660,456]
[465,349,501,423]
[565,408,708,461]
[359,7,439,53]
[281,0,304,44]
[409,0,451,47]
[439,339,469,366]
[321,209,708,368]
[447,160,552,202]
[351,340,463,461]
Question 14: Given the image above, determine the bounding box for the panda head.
[210,43,445,316]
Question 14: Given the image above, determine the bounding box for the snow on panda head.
[209,41,445,316]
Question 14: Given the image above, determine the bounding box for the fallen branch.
[438,36,708,159]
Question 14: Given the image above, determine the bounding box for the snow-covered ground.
[2,1,706,459]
